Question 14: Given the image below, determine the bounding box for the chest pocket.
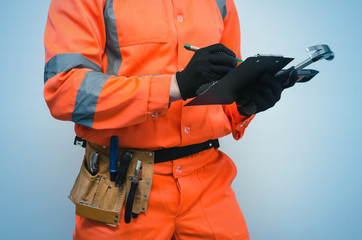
[110,0,170,47]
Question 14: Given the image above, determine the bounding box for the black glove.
[176,43,237,100]
[236,67,298,116]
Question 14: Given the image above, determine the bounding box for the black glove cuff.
[175,72,189,101]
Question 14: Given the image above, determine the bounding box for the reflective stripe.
[44,53,101,84]
[104,0,122,76]
[214,0,227,20]
[72,71,109,128]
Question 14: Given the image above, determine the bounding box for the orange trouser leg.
[73,148,249,240]
[173,150,249,240]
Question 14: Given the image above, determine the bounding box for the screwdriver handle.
[109,136,119,181]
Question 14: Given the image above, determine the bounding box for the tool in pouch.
[89,152,99,176]
[68,137,154,227]
[109,136,119,181]
[125,160,142,223]
[116,151,133,190]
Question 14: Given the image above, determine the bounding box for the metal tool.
[294,44,334,73]
[109,136,119,182]
[89,152,99,176]
[279,44,333,87]
[297,69,319,83]
[240,45,334,115]
[115,151,133,190]
[124,160,142,224]
[277,68,320,88]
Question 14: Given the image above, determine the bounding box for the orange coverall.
[44,0,254,239]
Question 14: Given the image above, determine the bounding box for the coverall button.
[176,166,182,173]
[151,112,159,117]
[177,15,183,22]
[184,127,191,134]
[239,123,245,128]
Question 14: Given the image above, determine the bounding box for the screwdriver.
[109,136,119,181]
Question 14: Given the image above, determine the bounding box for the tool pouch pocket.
[68,142,154,227]
[124,151,155,215]
[68,156,99,205]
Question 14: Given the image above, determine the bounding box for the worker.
[43,0,297,239]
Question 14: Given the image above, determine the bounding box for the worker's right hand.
[176,43,237,100]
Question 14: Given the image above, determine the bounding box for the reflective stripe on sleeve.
[104,0,122,76]
[44,53,102,84]
[214,0,227,20]
[72,71,110,128]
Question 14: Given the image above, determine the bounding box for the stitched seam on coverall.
[196,168,217,240]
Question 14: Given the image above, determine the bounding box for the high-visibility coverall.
[44,0,254,239]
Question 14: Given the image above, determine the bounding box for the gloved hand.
[176,43,237,100]
[236,67,298,116]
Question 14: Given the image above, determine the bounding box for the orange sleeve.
[43,0,171,130]
[220,0,254,140]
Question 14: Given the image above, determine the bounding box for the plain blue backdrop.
[0,0,361,239]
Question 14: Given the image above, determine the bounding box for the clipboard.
[185,56,294,106]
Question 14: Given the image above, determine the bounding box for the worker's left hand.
[236,67,298,116]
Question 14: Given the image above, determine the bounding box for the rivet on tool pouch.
[68,138,154,227]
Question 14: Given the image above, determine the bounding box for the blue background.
[0,0,361,239]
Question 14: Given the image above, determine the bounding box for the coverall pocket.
[114,1,169,47]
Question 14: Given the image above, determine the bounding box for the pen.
[184,44,243,62]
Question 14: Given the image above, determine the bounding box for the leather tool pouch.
[68,141,154,227]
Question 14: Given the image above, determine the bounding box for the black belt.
[154,139,219,163]
[75,136,219,163]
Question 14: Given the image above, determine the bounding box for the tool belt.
[69,139,219,227]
